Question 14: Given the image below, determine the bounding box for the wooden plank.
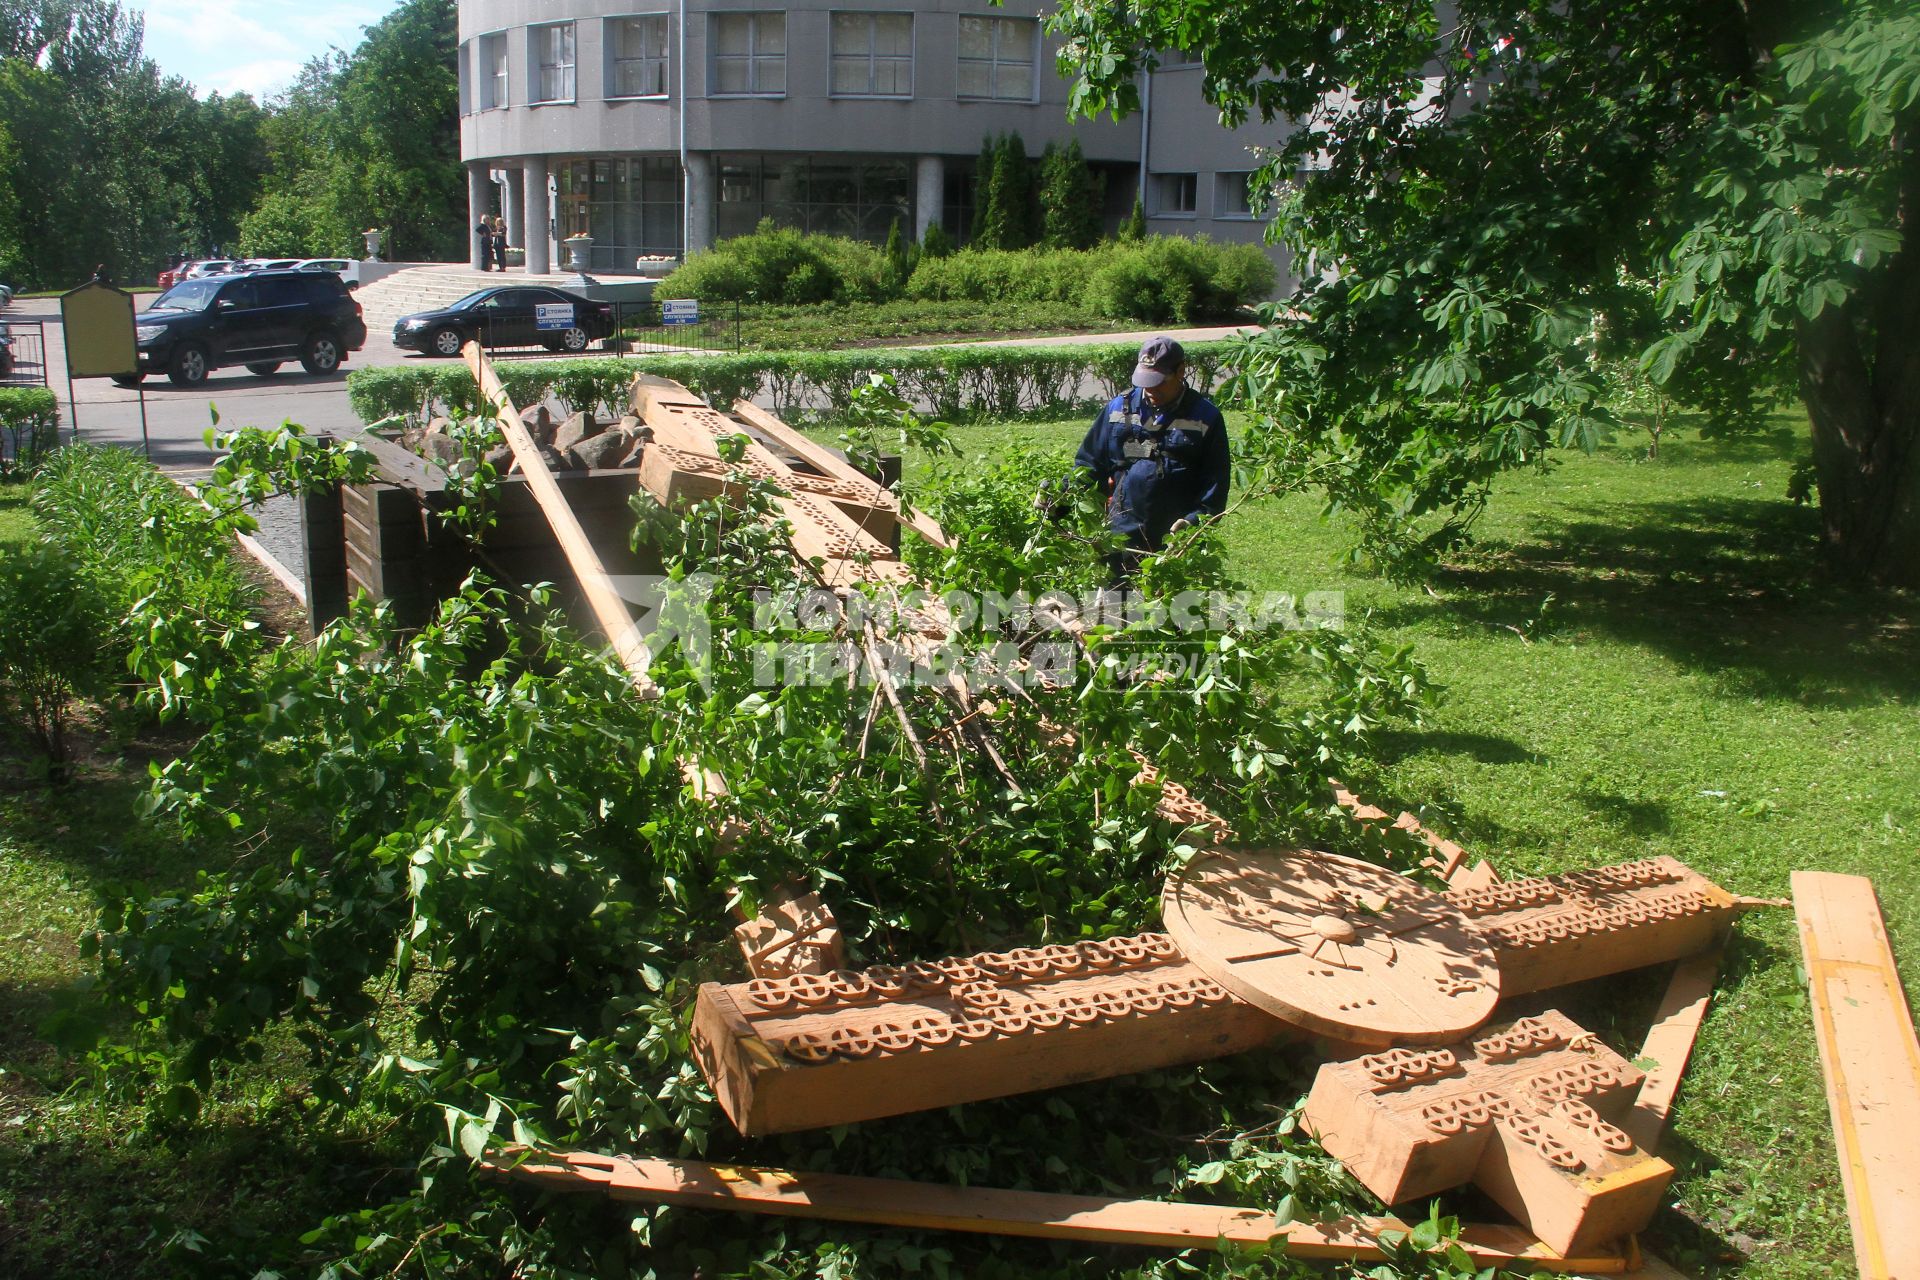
[464,344,654,689]
[1792,870,1920,1280]
[730,398,951,549]
[480,1148,1629,1272]
[347,429,449,494]
[1621,949,1721,1153]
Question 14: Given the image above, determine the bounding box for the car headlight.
[135,325,165,342]
[403,317,429,329]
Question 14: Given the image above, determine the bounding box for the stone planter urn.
[362,228,384,261]
[562,234,594,272]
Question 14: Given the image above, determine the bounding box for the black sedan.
[392,286,615,357]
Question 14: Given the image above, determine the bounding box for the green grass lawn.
[2,417,1915,1277]
[903,413,1916,1277]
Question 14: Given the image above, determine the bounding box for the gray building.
[457,0,1286,276]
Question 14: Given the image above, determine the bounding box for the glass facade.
[554,156,686,267]
[715,153,913,242]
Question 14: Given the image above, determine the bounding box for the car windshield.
[443,289,496,311]
[148,280,224,312]
[145,282,224,314]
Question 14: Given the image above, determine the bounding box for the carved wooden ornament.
[1162,847,1501,1046]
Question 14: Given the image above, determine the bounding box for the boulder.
[552,410,596,454]
[507,444,569,475]
[418,432,461,467]
[482,444,515,472]
[520,404,555,447]
[568,429,632,470]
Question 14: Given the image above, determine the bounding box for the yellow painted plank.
[1622,949,1722,1153]
[1792,870,1920,1280]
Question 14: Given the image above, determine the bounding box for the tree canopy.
[1052,0,1920,586]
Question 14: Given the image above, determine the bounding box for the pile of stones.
[402,406,650,476]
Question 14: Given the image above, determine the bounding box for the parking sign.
[536,303,575,331]
[662,299,699,325]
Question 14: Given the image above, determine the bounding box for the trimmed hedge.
[658,230,1276,326]
[346,341,1235,429]
[0,386,60,476]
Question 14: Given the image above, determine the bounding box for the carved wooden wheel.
[1161,847,1501,1046]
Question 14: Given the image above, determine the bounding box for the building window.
[957,15,1036,101]
[1215,171,1256,219]
[458,40,471,114]
[555,156,685,268]
[1158,48,1200,68]
[1154,172,1198,215]
[711,12,785,96]
[531,23,576,103]
[480,32,508,109]
[608,14,670,97]
[831,12,912,97]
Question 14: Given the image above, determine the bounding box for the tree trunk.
[1797,307,1920,589]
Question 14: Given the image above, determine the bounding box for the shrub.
[1119,195,1147,241]
[1086,236,1278,324]
[903,247,1089,305]
[655,221,893,305]
[0,386,59,477]
[920,220,956,259]
[1039,140,1103,251]
[31,444,257,709]
[0,542,109,784]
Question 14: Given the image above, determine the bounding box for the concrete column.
[915,155,945,242]
[467,163,492,270]
[523,155,551,275]
[505,167,526,258]
[684,152,714,255]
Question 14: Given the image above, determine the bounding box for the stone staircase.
[351,264,600,332]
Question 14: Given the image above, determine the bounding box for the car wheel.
[300,332,341,375]
[111,373,145,388]
[430,326,465,358]
[167,344,208,387]
[558,326,590,353]
[246,361,282,376]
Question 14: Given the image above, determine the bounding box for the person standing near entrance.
[476,216,495,270]
[1068,336,1231,574]
[491,215,509,272]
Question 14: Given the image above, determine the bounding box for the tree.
[1118,193,1146,242]
[976,131,1035,250]
[1039,138,1103,249]
[1052,0,1920,585]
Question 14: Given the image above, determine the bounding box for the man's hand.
[1034,478,1072,522]
[1167,517,1192,535]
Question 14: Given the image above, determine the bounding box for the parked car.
[392,285,615,357]
[240,258,301,271]
[0,324,13,378]
[118,270,367,388]
[183,260,242,279]
[0,283,12,307]
[293,258,352,274]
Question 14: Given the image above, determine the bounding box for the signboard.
[662,299,700,325]
[536,302,576,331]
[59,280,137,377]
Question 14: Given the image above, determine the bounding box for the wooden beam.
[464,344,654,689]
[730,398,952,549]
[481,1148,1630,1272]
[1621,949,1722,1153]
[1793,870,1920,1280]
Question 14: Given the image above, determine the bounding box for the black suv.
[120,270,367,387]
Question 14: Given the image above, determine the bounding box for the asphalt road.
[10,296,426,472]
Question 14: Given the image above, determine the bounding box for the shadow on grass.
[0,1104,410,1280]
[1378,484,1919,707]
[1373,728,1542,766]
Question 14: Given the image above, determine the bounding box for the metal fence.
[611,299,741,356]
[465,298,740,361]
[0,318,48,387]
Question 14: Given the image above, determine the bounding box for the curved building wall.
[455,0,1292,280]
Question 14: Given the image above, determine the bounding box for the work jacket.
[1073,386,1230,549]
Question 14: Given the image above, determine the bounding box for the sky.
[126,0,398,100]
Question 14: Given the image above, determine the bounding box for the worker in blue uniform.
[1066,336,1231,576]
